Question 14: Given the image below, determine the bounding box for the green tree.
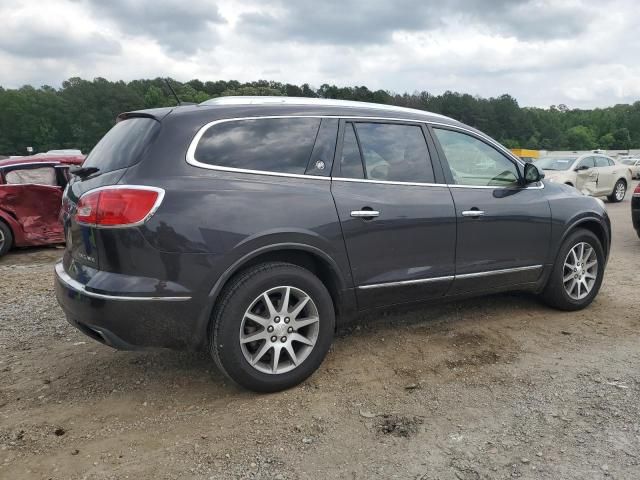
[565,126,596,150]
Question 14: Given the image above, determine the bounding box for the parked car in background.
[537,154,632,202]
[55,97,611,392]
[619,157,640,179]
[633,183,640,239]
[0,154,84,256]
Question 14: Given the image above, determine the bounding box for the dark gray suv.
[55,97,611,392]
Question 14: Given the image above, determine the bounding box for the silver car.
[537,154,632,202]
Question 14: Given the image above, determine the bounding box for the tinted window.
[433,128,519,187]
[305,118,338,176]
[83,118,159,173]
[577,157,595,169]
[339,123,365,179]
[354,123,434,183]
[195,118,321,174]
[594,156,609,168]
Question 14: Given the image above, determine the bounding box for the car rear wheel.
[607,179,626,202]
[0,221,13,257]
[540,228,604,311]
[210,262,335,392]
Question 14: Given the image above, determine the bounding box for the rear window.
[193,118,321,174]
[83,117,159,173]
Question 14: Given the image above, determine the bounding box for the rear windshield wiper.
[70,166,100,179]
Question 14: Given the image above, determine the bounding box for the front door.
[575,156,598,195]
[430,126,551,294]
[331,120,456,309]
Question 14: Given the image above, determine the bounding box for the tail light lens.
[634,183,640,196]
[75,187,163,227]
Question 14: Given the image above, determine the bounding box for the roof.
[199,96,451,120]
[0,154,85,169]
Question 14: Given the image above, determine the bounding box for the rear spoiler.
[117,108,174,123]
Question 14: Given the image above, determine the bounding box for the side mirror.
[575,165,589,171]
[523,163,544,183]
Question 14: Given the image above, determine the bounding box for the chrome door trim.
[356,265,543,290]
[55,263,192,301]
[358,275,455,290]
[455,265,543,280]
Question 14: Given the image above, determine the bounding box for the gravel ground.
[1,182,639,480]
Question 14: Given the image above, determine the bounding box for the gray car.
[55,97,611,392]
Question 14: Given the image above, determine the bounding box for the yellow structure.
[510,148,539,162]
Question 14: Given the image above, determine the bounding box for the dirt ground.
[1,183,639,480]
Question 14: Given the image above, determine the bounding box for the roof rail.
[199,96,450,119]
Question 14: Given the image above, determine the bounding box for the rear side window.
[339,123,365,179]
[194,118,321,175]
[83,117,159,173]
[354,123,434,183]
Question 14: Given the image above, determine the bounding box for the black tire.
[0,221,13,257]
[607,179,626,202]
[540,228,605,311]
[210,262,335,392]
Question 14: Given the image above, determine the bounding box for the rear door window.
[82,117,159,173]
[339,123,365,179]
[194,118,321,175]
[354,123,435,183]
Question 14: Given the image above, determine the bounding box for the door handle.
[351,209,380,219]
[462,209,486,217]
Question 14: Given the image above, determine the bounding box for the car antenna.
[163,78,196,106]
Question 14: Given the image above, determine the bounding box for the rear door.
[331,120,456,309]
[430,126,551,294]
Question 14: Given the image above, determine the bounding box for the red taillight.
[634,183,640,196]
[75,187,162,227]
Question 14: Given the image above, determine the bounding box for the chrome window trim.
[357,265,543,290]
[75,185,166,229]
[185,115,544,189]
[55,263,192,301]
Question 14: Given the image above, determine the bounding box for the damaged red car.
[0,154,84,256]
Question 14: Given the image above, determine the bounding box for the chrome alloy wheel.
[239,286,320,374]
[0,228,4,252]
[615,181,626,201]
[563,242,598,300]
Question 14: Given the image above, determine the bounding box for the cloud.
[85,0,226,54]
[0,0,638,108]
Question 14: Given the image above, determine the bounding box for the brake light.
[634,183,640,196]
[75,187,163,227]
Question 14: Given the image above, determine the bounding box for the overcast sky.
[0,0,638,108]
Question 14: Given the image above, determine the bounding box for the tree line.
[0,77,639,156]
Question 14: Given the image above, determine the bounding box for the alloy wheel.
[615,182,626,201]
[0,229,4,252]
[563,242,598,300]
[239,286,320,374]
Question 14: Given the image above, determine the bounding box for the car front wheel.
[607,179,626,202]
[540,228,605,311]
[210,262,335,392]
[0,221,13,257]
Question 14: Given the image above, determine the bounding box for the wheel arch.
[561,217,610,260]
[197,243,355,344]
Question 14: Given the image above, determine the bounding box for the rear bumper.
[54,262,205,350]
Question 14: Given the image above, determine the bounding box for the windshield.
[536,156,577,171]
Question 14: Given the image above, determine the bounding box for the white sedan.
[537,154,633,202]
[619,157,640,179]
